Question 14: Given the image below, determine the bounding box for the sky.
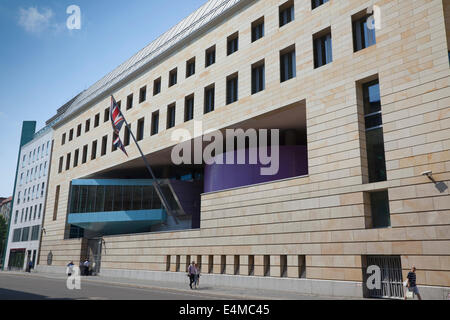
[0,0,206,197]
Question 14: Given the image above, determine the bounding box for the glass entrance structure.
[67,179,201,237]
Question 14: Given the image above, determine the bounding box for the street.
[0,272,229,300]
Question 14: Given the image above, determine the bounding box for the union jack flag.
[110,96,128,157]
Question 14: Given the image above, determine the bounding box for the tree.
[0,215,7,262]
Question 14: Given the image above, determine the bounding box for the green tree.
[0,215,7,262]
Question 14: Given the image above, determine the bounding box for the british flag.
[110,96,128,156]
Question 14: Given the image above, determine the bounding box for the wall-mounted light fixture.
[422,170,448,193]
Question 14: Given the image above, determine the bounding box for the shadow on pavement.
[0,288,72,300]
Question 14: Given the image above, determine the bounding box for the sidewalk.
[1,270,362,300]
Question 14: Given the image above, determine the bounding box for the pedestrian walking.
[26,260,33,273]
[187,261,197,289]
[404,266,422,300]
[67,261,74,277]
[194,263,200,289]
[83,259,91,276]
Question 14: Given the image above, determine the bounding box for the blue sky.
[0,0,206,196]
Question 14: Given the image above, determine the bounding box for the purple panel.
[204,146,308,193]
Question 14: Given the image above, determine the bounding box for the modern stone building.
[37,0,449,299]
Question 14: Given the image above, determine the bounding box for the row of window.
[57,75,383,177]
[22,141,50,168]
[16,182,46,205]
[19,161,48,186]
[166,254,306,278]
[13,203,43,225]
[12,225,40,243]
[57,7,377,171]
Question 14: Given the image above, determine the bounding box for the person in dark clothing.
[187,261,197,289]
[26,261,33,273]
[405,266,422,300]
[67,261,74,277]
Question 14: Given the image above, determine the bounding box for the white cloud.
[18,7,54,34]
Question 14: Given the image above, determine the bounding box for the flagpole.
[122,117,179,225]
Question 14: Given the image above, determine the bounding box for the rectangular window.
[227,32,239,55]
[41,182,44,197]
[38,203,42,219]
[366,190,391,228]
[252,17,264,42]
[151,111,159,136]
[169,68,177,87]
[353,12,376,52]
[82,145,88,164]
[313,28,333,68]
[66,153,71,171]
[94,113,100,128]
[362,79,386,183]
[167,104,176,129]
[166,255,171,272]
[153,78,161,95]
[104,108,110,122]
[101,135,108,156]
[208,255,214,273]
[205,45,216,67]
[77,124,82,137]
[280,255,287,277]
[186,58,196,78]
[13,228,22,242]
[184,95,194,122]
[176,255,181,272]
[204,85,215,114]
[85,119,91,133]
[21,227,30,242]
[264,255,270,276]
[226,73,238,105]
[74,149,79,167]
[137,118,145,141]
[61,133,66,145]
[127,94,133,110]
[139,86,147,103]
[31,225,40,241]
[280,45,296,82]
[14,210,18,224]
[53,185,60,221]
[220,255,226,274]
[299,255,306,278]
[124,126,130,146]
[252,60,265,94]
[58,157,63,173]
[69,129,73,141]
[91,140,97,160]
[279,0,294,27]
[312,0,329,10]
[234,255,240,275]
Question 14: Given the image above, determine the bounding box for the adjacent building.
[2,95,79,271]
[0,197,12,223]
[35,0,449,299]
